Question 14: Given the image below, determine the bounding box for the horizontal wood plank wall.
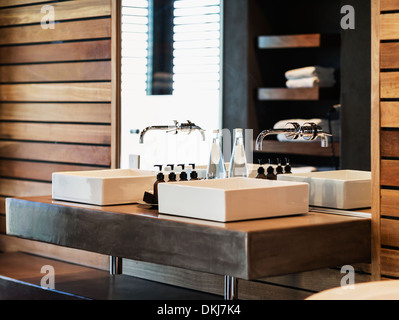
[376,0,399,278]
[0,0,113,236]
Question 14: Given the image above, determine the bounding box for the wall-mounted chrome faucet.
[135,120,206,144]
[255,122,332,151]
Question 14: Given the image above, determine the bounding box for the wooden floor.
[0,252,222,300]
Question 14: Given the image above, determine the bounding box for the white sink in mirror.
[52,169,157,206]
[158,177,309,222]
[277,170,371,210]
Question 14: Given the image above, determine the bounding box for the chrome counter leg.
[110,256,123,275]
[224,275,238,300]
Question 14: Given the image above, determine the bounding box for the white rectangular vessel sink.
[158,178,309,222]
[277,170,371,210]
[52,169,156,206]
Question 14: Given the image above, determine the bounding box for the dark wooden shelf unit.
[258,87,339,101]
[257,33,340,50]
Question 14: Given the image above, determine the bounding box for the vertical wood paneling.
[0,0,114,237]
[371,0,399,279]
[371,0,381,281]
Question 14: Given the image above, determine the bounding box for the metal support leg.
[110,256,123,275]
[224,275,238,300]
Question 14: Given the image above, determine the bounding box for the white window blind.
[121,0,221,95]
[172,0,221,94]
[121,0,150,94]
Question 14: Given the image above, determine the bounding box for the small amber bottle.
[276,158,284,176]
[256,160,267,179]
[167,164,177,182]
[153,165,165,204]
[189,163,199,181]
[284,158,292,174]
[178,164,188,181]
[266,159,277,180]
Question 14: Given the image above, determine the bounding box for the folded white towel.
[286,76,336,88]
[285,66,335,80]
[274,119,340,142]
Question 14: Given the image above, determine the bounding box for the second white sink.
[277,170,371,210]
[158,178,309,222]
[52,169,157,206]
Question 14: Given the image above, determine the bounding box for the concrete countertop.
[6,196,371,280]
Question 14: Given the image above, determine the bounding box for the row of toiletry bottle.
[152,164,200,204]
[154,164,200,183]
[206,128,248,179]
[256,159,292,180]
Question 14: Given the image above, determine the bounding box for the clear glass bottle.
[206,130,227,179]
[229,128,248,178]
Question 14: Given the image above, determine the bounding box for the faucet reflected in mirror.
[133,120,206,144]
[255,122,332,151]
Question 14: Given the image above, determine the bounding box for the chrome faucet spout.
[255,122,332,151]
[138,120,206,144]
[256,123,301,151]
[139,125,171,144]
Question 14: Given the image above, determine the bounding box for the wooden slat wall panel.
[381,248,399,277]
[0,179,51,197]
[0,0,111,26]
[0,141,111,166]
[373,2,399,278]
[0,19,111,45]
[0,0,53,8]
[0,103,111,123]
[381,130,399,157]
[380,72,399,98]
[380,13,399,40]
[0,0,114,241]
[0,123,111,144]
[381,0,399,11]
[0,61,112,83]
[0,160,104,182]
[381,43,399,69]
[0,40,112,64]
[381,189,399,217]
[381,160,399,186]
[0,83,112,102]
[381,218,399,247]
[381,102,399,127]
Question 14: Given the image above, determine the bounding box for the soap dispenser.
[153,165,165,204]
[189,163,199,181]
[284,158,292,174]
[266,159,277,180]
[276,158,284,176]
[166,164,177,182]
[178,164,188,181]
[256,159,267,179]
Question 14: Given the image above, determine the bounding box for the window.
[172,0,221,94]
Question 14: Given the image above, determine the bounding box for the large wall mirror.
[120,0,222,170]
[119,0,371,172]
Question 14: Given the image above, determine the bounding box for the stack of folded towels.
[285,66,336,89]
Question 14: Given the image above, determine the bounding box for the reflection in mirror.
[120,0,222,170]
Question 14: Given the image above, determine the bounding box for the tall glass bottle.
[229,128,248,178]
[206,130,227,179]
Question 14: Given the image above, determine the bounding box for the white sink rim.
[277,170,371,210]
[52,169,157,206]
[281,170,371,182]
[158,177,309,222]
